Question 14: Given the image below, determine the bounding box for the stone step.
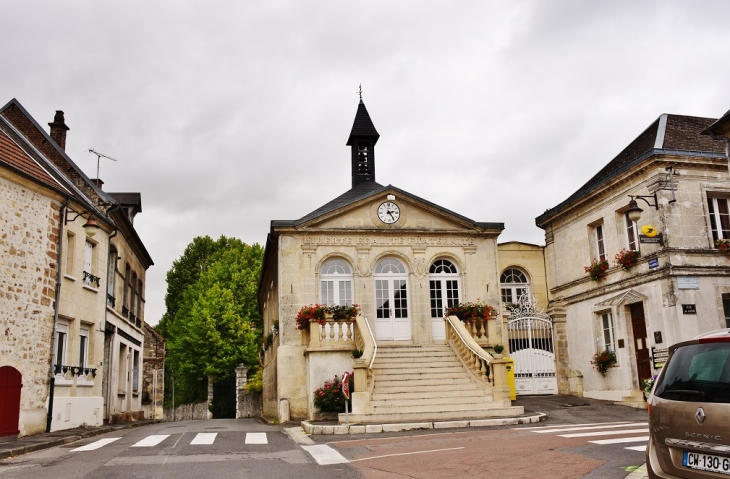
[374,383,479,395]
[369,401,510,414]
[374,376,477,391]
[374,366,466,376]
[340,405,525,424]
[370,394,490,408]
[374,355,458,364]
[372,388,484,401]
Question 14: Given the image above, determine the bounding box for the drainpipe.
[47,200,69,432]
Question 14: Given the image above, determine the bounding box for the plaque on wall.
[682,304,697,314]
[677,277,699,290]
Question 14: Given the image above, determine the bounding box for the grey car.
[646,328,730,478]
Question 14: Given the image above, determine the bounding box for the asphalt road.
[0,396,648,479]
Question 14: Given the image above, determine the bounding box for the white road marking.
[560,428,648,438]
[302,444,349,465]
[516,421,630,431]
[190,433,217,445]
[132,435,170,447]
[245,433,268,444]
[625,445,648,452]
[70,437,121,451]
[589,436,650,445]
[532,422,647,434]
[349,447,465,462]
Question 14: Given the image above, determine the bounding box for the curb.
[300,412,546,435]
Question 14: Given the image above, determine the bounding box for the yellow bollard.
[503,357,516,401]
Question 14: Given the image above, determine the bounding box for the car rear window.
[654,342,730,403]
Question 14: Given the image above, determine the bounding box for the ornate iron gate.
[507,292,557,395]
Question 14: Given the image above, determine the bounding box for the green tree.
[161,236,264,406]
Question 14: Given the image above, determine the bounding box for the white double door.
[374,277,412,341]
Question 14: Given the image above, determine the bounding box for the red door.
[629,303,652,386]
[0,366,22,437]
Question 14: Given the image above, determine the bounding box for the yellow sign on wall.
[641,225,659,237]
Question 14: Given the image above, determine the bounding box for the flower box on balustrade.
[296,304,361,352]
[445,301,499,347]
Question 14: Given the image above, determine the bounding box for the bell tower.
[346,98,380,187]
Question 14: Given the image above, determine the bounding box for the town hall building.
[258,100,536,423]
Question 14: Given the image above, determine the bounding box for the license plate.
[683,451,730,475]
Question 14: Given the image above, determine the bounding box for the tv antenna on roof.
[87,148,117,181]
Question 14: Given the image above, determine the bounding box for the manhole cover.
[560,402,590,408]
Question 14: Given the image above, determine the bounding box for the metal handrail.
[363,317,377,369]
[445,315,493,364]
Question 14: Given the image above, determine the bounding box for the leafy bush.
[313,374,353,412]
[295,304,360,330]
[445,300,497,321]
[244,369,263,395]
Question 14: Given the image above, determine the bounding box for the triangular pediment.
[295,185,501,233]
[594,289,648,308]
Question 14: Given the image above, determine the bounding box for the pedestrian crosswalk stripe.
[302,444,349,465]
[532,422,647,434]
[589,436,649,445]
[245,433,268,444]
[132,435,170,447]
[517,421,631,430]
[71,437,121,452]
[625,445,647,452]
[560,428,648,438]
[190,433,217,445]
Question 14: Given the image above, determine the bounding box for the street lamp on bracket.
[626,193,658,223]
[64,209,101,237]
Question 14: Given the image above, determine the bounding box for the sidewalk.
[0,420,159,460]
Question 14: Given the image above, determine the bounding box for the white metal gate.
[507,292,557,395]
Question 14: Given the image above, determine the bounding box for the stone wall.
[0,174,59,437]
[164,401,209,421]
[141,322,164,419]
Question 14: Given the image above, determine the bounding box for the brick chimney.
[92,178,104,190]
[48,110,69,151]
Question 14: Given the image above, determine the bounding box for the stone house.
[536,111,730,402]
[258,100,527,424]
[0,99,152,435]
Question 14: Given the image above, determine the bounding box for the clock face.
[377,202,400,224]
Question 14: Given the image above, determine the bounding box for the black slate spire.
[347,100,379,187]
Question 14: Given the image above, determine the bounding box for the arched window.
[320,259,353,306]
[374,258,410,340]
[500,268,529,305]
[429,259,460,340]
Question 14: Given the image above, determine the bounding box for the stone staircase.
[341,344,523,423]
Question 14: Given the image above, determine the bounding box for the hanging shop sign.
[641,225,659,237]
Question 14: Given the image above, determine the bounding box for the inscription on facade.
[302,236,475,246]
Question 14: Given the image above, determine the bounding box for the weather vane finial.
[358,83,362,100]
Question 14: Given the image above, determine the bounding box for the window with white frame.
[132,350,140,391]
[723,294,730,328]
[83,240,98,287]
[601,312,615,352]
[65,232,76,276]
[107,248,117,307]
[320,259,353,306]
[501,268,529,305]
[54,321,69,374]
[429,259,460,318]
[595,224,606,261]
[625,214,639,251]
[78,326,89,369]
[707,197,730,242]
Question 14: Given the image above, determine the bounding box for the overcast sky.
[4,1,730,325]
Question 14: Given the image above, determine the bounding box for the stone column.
[207,374,214,419]
[549,300,581,396]
[235,364,248,419]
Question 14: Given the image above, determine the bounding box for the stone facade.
[259,101,508,422]
[141,322,164,420]
[0,99,152,435]
[0,172,60,436]
[537,113,730,400]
